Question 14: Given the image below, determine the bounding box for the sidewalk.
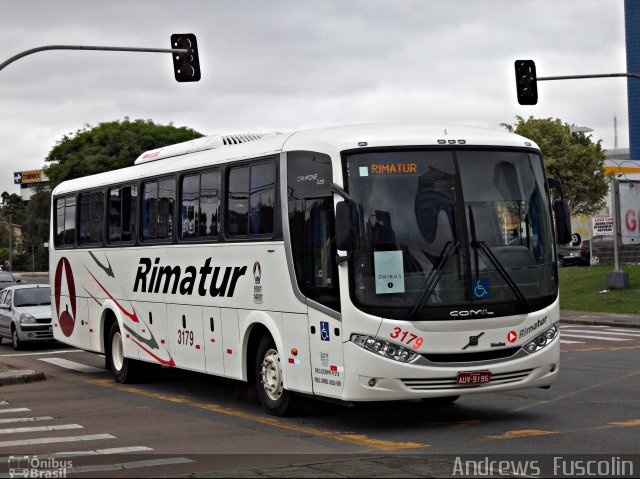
[560,310,640,329]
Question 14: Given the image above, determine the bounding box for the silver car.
[0,285,53,350]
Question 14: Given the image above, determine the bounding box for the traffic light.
[514,59,538,105]
[171,34,201,82]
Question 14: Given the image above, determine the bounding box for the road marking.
[0,433,114,448]
[0,350,83,358]
[64,457,195,474]
[483,429,559,440]
[562,329,640,338]
[560,334,631,342]
[0,424,82,435]
[609,419,640,428]
[0,408,30,414]
[0,416,53,424]
[0,457,196,477]
[560,339,584,344]
[38,357,104,373]
[89,379,426,451]
[560,325,609,328]
[604,328,640,333]
[0,446,153,462]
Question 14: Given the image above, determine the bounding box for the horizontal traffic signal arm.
[0,44,189,73]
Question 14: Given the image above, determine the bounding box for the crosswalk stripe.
[0,350,83,358]
[561,329,640,338]
[0,408,30,414]
[601,328,640,335]
[0,446,153,462]
[560,333,631,342]
[0,457,194,478]
[0,416,53,425]
[560,339,584,344]
[560,325,609,328]
[65,457,195,474]
[0,424,82,435]
[38,358,104,373]
[0,433,114,448]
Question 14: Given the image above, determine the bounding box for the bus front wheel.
[255,335,296,416]
[107,322,145,383]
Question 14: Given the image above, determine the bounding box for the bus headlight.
[351,334,419,363]
[19,313,37,324]
[522,324,558,354]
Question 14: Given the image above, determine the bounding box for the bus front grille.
[401,369,533,390]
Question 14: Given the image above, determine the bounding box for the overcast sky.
[0,0,630,195]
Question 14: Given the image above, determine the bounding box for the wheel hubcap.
[111,331,124,372]
[260,348,283,401]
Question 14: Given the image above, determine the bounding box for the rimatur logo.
[54,257,76,337]
[507,331,517,343]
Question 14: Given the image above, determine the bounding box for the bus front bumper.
[340,338,560,402]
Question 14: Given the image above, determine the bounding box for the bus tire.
[421,395,460,405]
[107,322,145,383]
[255,335,295,416]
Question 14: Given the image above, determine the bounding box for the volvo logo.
[462,332,485,350]
[450,309,495,317]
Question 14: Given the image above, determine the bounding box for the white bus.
[50,122,571,416]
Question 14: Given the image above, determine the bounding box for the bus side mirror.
[548,178,572,244]
[553,199,572,244]
[336,201,356,252]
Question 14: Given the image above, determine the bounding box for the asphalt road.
[0,323,637,477]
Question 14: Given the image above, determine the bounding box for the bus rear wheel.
[106,322,146,383]
[255,335,296,416]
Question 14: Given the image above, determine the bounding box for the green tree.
[0,192,26,225]
[502,116,609,216]
[21,187,51,271]
[44,118,203,190]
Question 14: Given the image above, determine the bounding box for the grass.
[559,264,640,314]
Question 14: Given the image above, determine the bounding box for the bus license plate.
[456,370,491,386]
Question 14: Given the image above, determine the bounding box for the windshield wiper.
[468,206,531,311]
[406,240,460,319]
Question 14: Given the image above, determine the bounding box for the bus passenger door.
[167,304,205,372]
[202,307,224,376]
[308,308,344,399]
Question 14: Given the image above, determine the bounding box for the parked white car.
[0,284,53,350]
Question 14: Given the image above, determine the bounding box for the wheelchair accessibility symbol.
[472,278,490,300]
[320,321,330,341]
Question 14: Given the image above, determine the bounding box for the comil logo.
[54,257,76,337]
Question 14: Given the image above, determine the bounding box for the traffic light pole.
[0,45,190,73]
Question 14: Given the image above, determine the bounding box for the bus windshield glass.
[343,149,557,320]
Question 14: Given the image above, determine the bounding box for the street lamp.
[570,126,594,134]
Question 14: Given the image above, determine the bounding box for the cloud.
[0,0,629,197]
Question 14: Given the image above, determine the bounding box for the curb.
[561,317,640,329]
[0,370,46,386]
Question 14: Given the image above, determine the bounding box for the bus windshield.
[343,148,557,320]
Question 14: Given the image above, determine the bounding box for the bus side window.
[226,159,276,238]
[287,151,340,312]
[54,195,76,248]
